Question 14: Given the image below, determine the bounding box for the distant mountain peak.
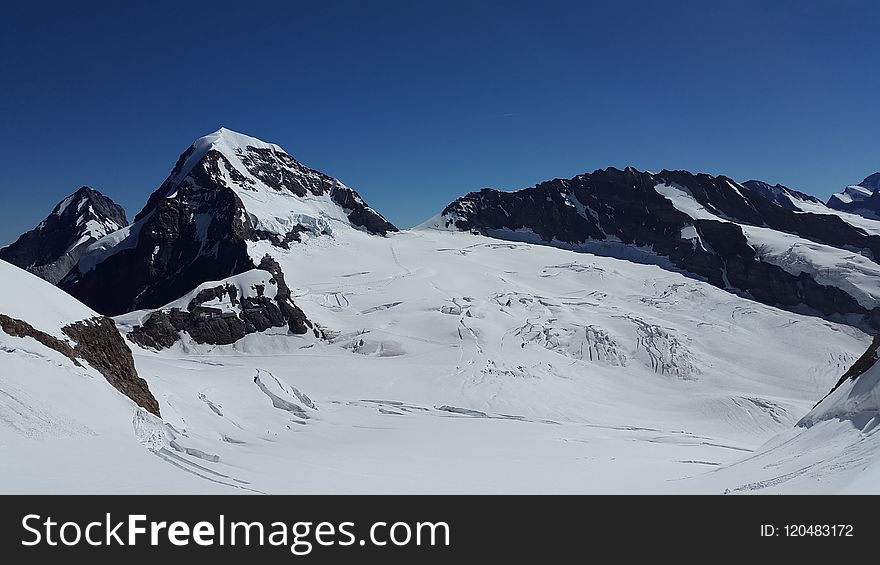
[858,172,880,191]
[0,187,127,284]
[826,172,880,218]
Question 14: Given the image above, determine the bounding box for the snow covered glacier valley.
[4,127,880,495]
[93,228,874,495]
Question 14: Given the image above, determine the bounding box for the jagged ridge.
[0,187,127,284]
[428,166,880,329]
[60,128,396,316]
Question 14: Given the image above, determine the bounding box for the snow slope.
[93,228,871,493]
[829,184,873,206]
[0,261,228,493]
[684,337,880,494]
[781,195,880,237]
[3,224,878,493]
[0,258,95,339]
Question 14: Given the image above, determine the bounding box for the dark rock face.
[62,317,160,416]
[860,173,880,192]
[330,185,398,236]
[0,312,159,416]
[0,187,127,284]
[128,311,182,350]
[129,257,314,350]
[236,144,396,235]
[0,313,80,362]
[60,154,256,316]
[60,131,395,317]
[441,167,880,328]
[256,254,312,335]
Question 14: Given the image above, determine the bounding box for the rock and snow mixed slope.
[740,179,825,211]
[0,187,127,284]
[60,128,396,316]
[424,167,880,329]
[0,260,216,493]
[126,257,316,350]
[826,173,880,219]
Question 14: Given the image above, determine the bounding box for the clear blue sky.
[1,0,878,244]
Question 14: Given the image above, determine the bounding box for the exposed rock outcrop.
[0,313,80,363]
[62,317,160,416]
[129,256,315,350]
[0,312,159,416]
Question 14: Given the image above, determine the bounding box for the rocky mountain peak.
[826,173,880,218]
[0,186,127,284]
[59,129,395,316]
[858,172,880,192]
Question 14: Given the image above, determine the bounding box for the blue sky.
[1,0,877,243]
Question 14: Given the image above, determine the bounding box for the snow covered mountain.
[0,186,127,284]
[60,128,396,316]
[422,167,880,330]
[740,179,824,211]
[3,219,878,493]
[827,173,880,219]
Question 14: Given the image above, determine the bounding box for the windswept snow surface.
[3,228,878,493]
[108,229,874,493]
[0,262,223,493]
[685,352,880,494]
[0,259,94,338]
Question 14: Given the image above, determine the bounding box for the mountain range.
[1,127,879,494]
